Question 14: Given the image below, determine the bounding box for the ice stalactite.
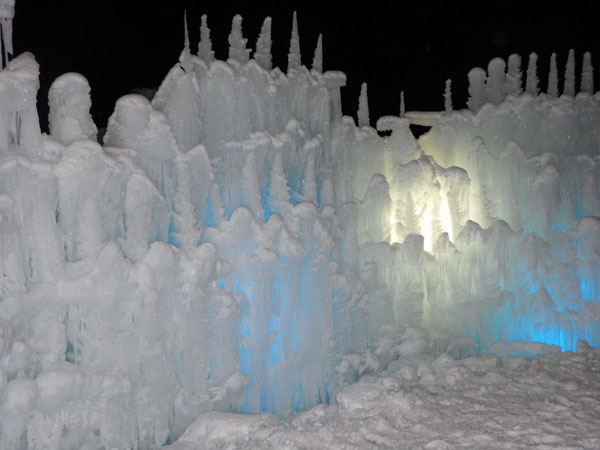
[548,53,559,98]
[525,52,539,96]
[563,49,576,97]
[358,82,370,127]
[255,17,272,71]
[288,11,301,72]
[198,15,214,65]
[312,33,323,74]
[580,51,593,94]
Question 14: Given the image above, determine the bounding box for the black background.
[12,0,600,132]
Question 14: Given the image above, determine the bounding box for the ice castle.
[0,5,599,448]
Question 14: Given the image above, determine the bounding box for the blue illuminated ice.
[0,7,599,450]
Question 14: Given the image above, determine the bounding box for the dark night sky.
[11,0,600,133]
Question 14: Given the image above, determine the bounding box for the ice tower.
[0,6,598,450]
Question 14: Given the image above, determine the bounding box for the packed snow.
[0,5,599,449]
[166,335,600,450]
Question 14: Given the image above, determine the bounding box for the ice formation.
[0,7,599,449]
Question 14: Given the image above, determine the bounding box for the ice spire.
[506,54,522,96]
[357,82,370,127]
[563,49,575,97]
[467,67,486,113]
[180,11,192,73]
[525,52,538,96]
[580,51,593,94]
[0,0,15,69]
[444,79,453,113]
[400,91,405,117]
[255,17,272,71]
[548,53,559,97]
[228,14,250,64]
[198,14,214,65]
[287,11,301,72]
[312,33,323,73]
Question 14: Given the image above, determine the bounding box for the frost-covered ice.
[166,337,600,449]
[0,6,599,449]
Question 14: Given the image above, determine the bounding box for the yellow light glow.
[440,192,454,240]
[389,215,398,244]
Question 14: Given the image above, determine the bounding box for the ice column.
[0,0,14,68]
[563,49,575,97]
[358,83,370,127]
[444,79,453,113]
[506,54,523,96]
[547,53,559,97]
[467,67,486,113]
[48,73,98,145]
[228,15,250,64]
[312,34,323,73]
[581,52,593,94]
[255,17,272,71]
[198,15,214,65]
[525,52,538,96]
[486,57,506,104]
[288,11,301,72]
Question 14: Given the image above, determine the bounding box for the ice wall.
[411,52,600,351]
[0,12,598,450]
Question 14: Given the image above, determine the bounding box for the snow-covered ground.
[168,345,600,449]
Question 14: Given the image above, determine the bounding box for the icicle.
[303,154,317,204]
[444,79,453,113]
[525,52,538,96]
[580,51,593,94]
[287,11,301,72]
[467,67,486,113]
[563,49,575,97]
[255,17,272,71]
[506,54,522,96]
[179,11,192,73]
[198,14,214,65]
[312,34,323,73]
[269,152,290,216]
[400,91,405,117]
[228,14,250,64]
[241,153,264,220]
[548,53,559,97]
[357,82,370,127]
